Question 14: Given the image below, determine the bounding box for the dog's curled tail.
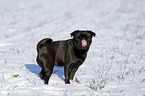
[37,38,53,51]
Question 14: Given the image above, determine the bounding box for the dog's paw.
[65,81,70,84]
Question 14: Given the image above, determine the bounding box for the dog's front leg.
[70,61,83,80]
[70,67,79,80]
[64,65,70,84]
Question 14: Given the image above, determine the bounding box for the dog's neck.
[74,49,87,59]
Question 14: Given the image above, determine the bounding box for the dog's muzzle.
[81,39,87,47]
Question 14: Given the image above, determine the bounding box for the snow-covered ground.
[0,0,145,95]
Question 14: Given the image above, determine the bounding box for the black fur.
[36,30,95,84]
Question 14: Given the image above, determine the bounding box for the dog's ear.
[71,30,80,37]
[87,30,96,37]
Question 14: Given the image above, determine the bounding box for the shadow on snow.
[25,64,65,81]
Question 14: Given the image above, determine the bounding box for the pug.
[36,30,95,84]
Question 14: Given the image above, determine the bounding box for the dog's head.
[71,30,96,51]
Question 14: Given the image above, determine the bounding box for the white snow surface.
[0,0,145,96]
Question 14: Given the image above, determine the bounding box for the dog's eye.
[87,38,90,40]
[79,37,82,39]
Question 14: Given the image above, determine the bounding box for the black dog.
[36,30,95,84]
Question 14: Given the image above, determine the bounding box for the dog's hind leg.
[39,69,45,79]
[42,56,54,84]
[37,54,54,84]
[44,64,54,84]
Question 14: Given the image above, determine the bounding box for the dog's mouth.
[81,39,87,47]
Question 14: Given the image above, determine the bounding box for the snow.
[0,0,145,96]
